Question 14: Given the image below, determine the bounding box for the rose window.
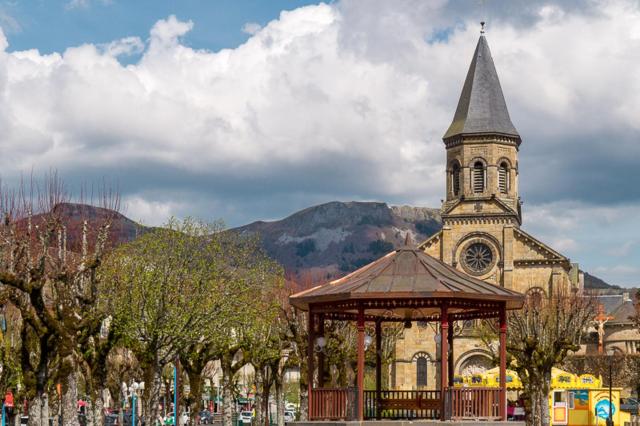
[462,242,493,274]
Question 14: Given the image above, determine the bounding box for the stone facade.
[392,34,583,390]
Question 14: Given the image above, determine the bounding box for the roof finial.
[403,233,413,247]
[480,21,485,35]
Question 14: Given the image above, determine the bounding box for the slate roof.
[289,244,524,315]
[610,299,636,324]
[443,35,520,140]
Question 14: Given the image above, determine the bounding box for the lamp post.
[130,382,139,426]
[606,347,614,426]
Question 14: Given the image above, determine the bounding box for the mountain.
[233,201,441,280]
[43,202,620,289]
[26,203,150,251]
[583,272,620,290]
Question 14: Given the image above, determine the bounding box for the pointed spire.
[403,232,413,248]
[443,33,520,141]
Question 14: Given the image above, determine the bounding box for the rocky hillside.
[44,201,618,289]
[26,202,149,251]
[233,201,441,280]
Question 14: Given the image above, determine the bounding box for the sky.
[0,0,638,286]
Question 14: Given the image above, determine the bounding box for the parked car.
[239,411,253,425]
[198,410,214,424]
[621,398,639,415]
[104,412,119,426]
[283,411,295,423]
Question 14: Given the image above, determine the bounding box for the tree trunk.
[142,363,163,424]
[298,385,307,422]
[221,364,235,426]
[27,393,49,426]
[186,369,204,426]
[85,398,94,426]
[275,377,284,426]
[90,392,105,426]
[254,368,264,426]
[62,371,81,426]
[524,373,551,426]
[261,381,271,426]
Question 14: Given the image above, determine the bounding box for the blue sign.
[595,399,616,420]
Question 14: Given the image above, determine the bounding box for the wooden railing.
[445,387,502,420]
[309,388,357,420]
[364,390,441,420]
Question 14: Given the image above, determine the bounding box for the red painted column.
[307,308,315,419]
[357,306,365,421]
[318,314,325,388]
[440,304,449,420]
[375,319,382,420]
[499,304,507,421]
[447,321,454,387]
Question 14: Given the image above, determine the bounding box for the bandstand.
[289,243,524,423]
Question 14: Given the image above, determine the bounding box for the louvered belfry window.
[416,357,428,387]
[473,161,485,193]
[452,163,461,196]
[498,162,509,193]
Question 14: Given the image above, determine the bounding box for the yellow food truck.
[456,368,631,426]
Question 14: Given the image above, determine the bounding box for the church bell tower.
[442,31,521,225]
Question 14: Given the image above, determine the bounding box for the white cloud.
[101,37,145,57]
[524,201,640,286]
[0,10,21,34]
[241,22,262,35]
[0,1,639,284]
[123,196,180,226]
[65,0,112,10]
[66,0,90,10]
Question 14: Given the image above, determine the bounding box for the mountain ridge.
[46,201,619,289]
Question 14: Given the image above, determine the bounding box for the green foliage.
[367,239,393,255]
[295,240,316,258]
[101,218,284,420]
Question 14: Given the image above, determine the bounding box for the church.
[392,31,583,389]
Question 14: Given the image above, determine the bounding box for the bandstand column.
[357,306,365,421]
[307,307,315,419]
[440,304,449,420]
[375,319,382,420]
[499,304,507,421]
[447,320,454,387]
[317,314,325,387]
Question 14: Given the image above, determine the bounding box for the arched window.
[452,162,461,196]
[416,356,428,387]
[473,161,485,193]
[498,162,509,194]
[526,287,546,308]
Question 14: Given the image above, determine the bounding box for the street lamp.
[364,334,373,350]
[130,382,140,426]
[606,347,614,426]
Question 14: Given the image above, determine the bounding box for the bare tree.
[482,292,594,426]
[0,174,119,426]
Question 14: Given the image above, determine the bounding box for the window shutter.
[452,164,461,196]
[498,164,508,193]
[473,162,484,193]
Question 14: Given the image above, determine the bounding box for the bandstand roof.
[289,244,524,322]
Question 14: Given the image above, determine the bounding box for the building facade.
[393,32,583,390]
